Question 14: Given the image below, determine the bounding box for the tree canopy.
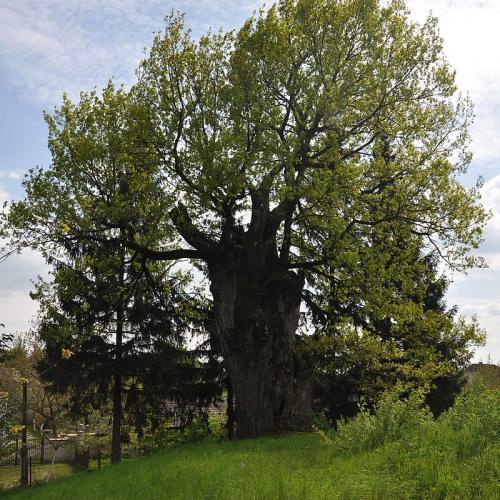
[1,0,488,438]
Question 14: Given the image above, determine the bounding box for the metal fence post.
[20,380,28,487]
[40,434,44,464]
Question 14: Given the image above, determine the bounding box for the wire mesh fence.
[1,436,53,489]
[1,377,229,492]
[0,378,110,492]
[0,430,110,491]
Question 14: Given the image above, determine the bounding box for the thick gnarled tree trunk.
[166,193,312,438]
[208,247,312,438]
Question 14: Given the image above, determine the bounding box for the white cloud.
[0,249,47,291]
[447,269,500,363]
[445,173,500,362]
[0,176,47,337]
[0,1,149,104]
[0,289,39,334]
[0,170,23,180]
[406,0,500,166]
[0,0,260,106]
[0,188,8,206]
[482,253,500,271]
[455,300,500,363]
[0,250,48,334]
[469,174,500,258]
[481,174,500,227]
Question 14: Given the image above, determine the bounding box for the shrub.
[433,384,500,459]
[388,385,500,498]
[329,384,499,498]
[332,385,432,455]
[150,415,227,450]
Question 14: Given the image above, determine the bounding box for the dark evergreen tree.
[34,258,223,453]
[309,241,484,423]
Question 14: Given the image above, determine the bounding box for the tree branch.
[169,203,217,254]
[126,238,203,261]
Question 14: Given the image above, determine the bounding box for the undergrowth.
[330,383,500,498]
[5,385,499,499]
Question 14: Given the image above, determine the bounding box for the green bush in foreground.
[332,385,432,454]
[330,384,499,498]
[5,386,499,499]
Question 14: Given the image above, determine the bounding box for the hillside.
[5,387,499,500]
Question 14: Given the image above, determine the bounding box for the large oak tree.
[2,0,487,437]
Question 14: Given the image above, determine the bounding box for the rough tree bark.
[208,245,312,438]
[111,253,125,465]
[226,379,235,440]
[162,190,313,438]
[111,305,123,464]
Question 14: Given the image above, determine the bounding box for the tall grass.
[330,383,500,498]
[331,385,432,454]
[5,385,499,499]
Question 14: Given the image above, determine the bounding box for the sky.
[0,0,499,362]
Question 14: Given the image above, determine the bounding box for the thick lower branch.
[126,238,203,261]
[170,204,218,253]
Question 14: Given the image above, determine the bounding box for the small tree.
[0,323,13,363]
[34,254,222,459]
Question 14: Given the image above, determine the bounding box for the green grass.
[1,434,407,499]
[4,386,499,499]
[0,463,74,491]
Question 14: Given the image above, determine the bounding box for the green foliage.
[33,258,220,433]
[149,415,226,450]
[384,385,500,498]
[0,0,490,439]
[6,387,499,500]
[310,248,486,422]
[328,384,500,498]
[438,384,500,455]
[333,385,432,454]
[2,0,487,301]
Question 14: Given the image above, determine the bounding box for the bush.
[390,385,500,498]
[332,385,432,455]
[432,384,500,459]
[330,384,500,498]
[150,415,226,450]
[442,384,499,437]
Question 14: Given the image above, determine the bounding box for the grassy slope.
[2,434,408,500]
[5,387,499,499]
[0,464,73,491]
[5,430,499,500]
